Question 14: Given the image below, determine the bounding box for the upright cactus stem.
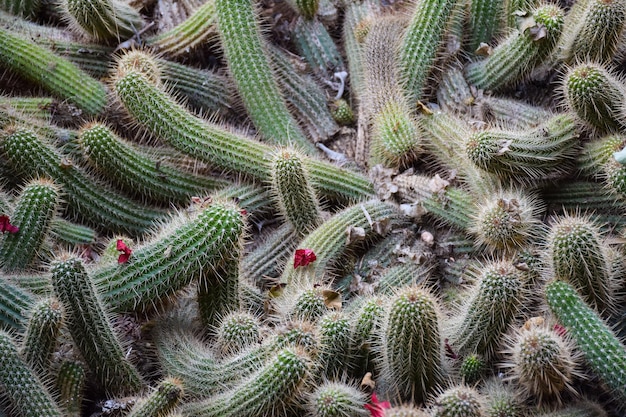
[286,0,319,19]
[306,382,368,417]
[0,28,106,115]
[468,0,504,53]
[51,257,143,395]
[0,330,62,417]
[61,0,143,42]
[215,0,315,154]
[55,360,85,417]
[0,178,61,272]
[465,4,564,91]
[399,0,458,102]
[432,385,485,417]
[545,280,626,408]
[127,377,184,417]
[20,297,63,377]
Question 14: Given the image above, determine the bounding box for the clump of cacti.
[2,0,626,416]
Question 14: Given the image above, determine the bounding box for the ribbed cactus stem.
[546,214,613,313]
[20,297,63,376]
[545,280,626,407]
[61,0,143,41]
[465,4,564,91]
[215,311,261,357]
[180,347,311,417]
[307,381,368,417]
[0,178,60,272]
[78,122,229,205]
[399,0,459,102]
[468,0,503,52]
[317,311,351,379]
[563,62,626,132]
[127,377,184,417]
[271,149,322,234]
[197,250,241,330]
[558,0,626,64]
[0,0,41,18]
[93,200,245,312]
[49,218,95,245]
[215,0,314,154]
[0,330,62,417]
[113,70,373,203]
[292,17,344,77]
[450,260,526,359]
[432,385,485,417]
[0,280,35,330]
[382,286,442,403]
[55,360,85,417]
[1,127,165,235]
[286,0,318,19]
[465,113,579,182]
[0,28,106,115]
[51,257,143,395]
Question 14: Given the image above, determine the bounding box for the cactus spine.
[55,360,85,417]
[432,385,485,417]
[215,0,315,154]
[306,381,368,417]
[317,311,352,379]
[127,377,184,417]
[93,200,245,312]
[545,280,626,407]
[51,257,143,395]
[0,28,106,115]
[0,178,60,272]
[286,0,318,20]
[61,0,143,42]
[20,297,63,376]
[292,17,344,77]
[0,330,62,417]
[215,312,261,357]
[381,286,442,404]
[468,0,503,52]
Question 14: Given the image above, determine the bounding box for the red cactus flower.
[294,248,316,269]
[0,215,18,234]
[116,239,132,264]
[364,392,390,417]
[553,323,567,337]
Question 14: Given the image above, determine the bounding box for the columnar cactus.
[431,385,485,417]
[306,381,368,417]
[20,297,63,376]
[55,360,85,417]
[215,311,261,357]
[51,257,143,395]
[60,0,143,42]
[127,377,184,417]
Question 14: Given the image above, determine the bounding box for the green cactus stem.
[465,113,579,183]
[465,4,564,91]
[563,62,626,132]
[502,0,539,29]
[20,297,63,376]
[93,200,245,312]
[545,280,626,408]
[55,360,85,417]
[181,347,311,417]
[558,0,626,64]
[61,0,143,42]
[113,69,374,203]
[285,0,318,19]
[535,401,608,417]
[49,218,95,245]
[51,257,143,395]
[0,0,41,18]
[215,311,261,357]
[467,0,504,53]
[399,0,459,102]
[432,385,485,417]
[127,377,184,417]
[0,280,35,330]
[215,0,315,154]
[0,28,106,115]
[0,178,61,272]
[316,311,351,380]
[546,213,614,313]
[349,295,385,375]
[197,249,241,331]
[146,0,218,57]
[0,127,166,235]
[449,260,526,360]
[0,330,62,417]
[292,17,344,77]
[306,381,368,417]
[78,122,229,205]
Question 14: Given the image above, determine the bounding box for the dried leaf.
[475,42,493,56]
[346,226,366,244]
[322,289,342,310]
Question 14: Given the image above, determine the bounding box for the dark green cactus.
[127,377,184,417]
[20,297,62,376]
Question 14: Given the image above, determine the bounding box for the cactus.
[381,286,442,404]
[465,4,564,91]
[545,280,626,408]
[481,378,524,417]
[535,401,608,417]
[563,62,626,132]
[61,0,143,42]
[0,178,60,272]
[127,377,184,417]
[545,213,614,313]
[288,286,332,322]
[306,381,368,417]
[292,17,344,77]
[501,323,580,404]
[49,218,95,245]
[316,311,352,379]
[0,28,106,115]
[215,311,261,357]
[286,0,318,20]
[465,113,579,182]
[197,251,241,331]
[51,257,143,395]
[399,0,459,102]
[215,0,315,154]
[0,0,41,18]
[93,199,245,312]
[20,297,62,376]
[112,69,374,203]
[467,0,504,52]
[449,260,526,360]
[180,347,311,417]
[0,279,35,330]
[1,127,166,235]
[459,353,485,385]
[78,122,229,205]
[432,385,485,417]
[349,295,385,375]
[502,0,539,29]
[330,99,355,125]
[558,0,626,64]
[0,330,62,417]
[55,360,85,417]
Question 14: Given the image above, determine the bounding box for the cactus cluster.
[2,0,626,416]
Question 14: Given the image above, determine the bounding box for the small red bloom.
[0,215,18,234]
[240,209,247,216]
[294,248,316,269]
[364,392,390,417]
[116,239,132,264]
[553,323,567,337]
